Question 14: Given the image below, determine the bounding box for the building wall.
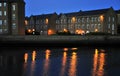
[0,0,25,35]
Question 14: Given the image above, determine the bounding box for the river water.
[0,47,120,76]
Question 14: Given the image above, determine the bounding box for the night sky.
[25,0,120,17]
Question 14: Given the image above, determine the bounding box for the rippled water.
[0,47,120,76]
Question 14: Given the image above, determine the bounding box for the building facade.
[56,7,117,35]
[25,13,57,35]
[0,0,25,35]
[26,7,119,35]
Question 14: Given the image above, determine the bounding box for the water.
[0,47,120,76]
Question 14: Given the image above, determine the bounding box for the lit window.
[4,3,6,7]
[12,14,16,20]
[112,24,114,30]
[0,3,2,7]
[4,11,6,16]
[4,20,7,25]
[0,20,2,25]
[0,29,2,33]
[0,11,2,16]
[12,5,16,11]
[12,23,16,29]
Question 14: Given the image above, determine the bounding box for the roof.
[29,13,57,20]
[115,10,120,14]
[62,7,111,17]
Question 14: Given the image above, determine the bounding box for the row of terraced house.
[25,7,120,35]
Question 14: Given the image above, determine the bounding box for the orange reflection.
[32,51,36,61]
[24,53,28,63]
[45,49,51,60]
[100,15,104,22]
[92,49,105,76]
[60,52,67,76]
[43,49,51,76]
[68,52,77,76]
[64,48,68,51]
[71,48,78,51]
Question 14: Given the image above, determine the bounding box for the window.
[12,5,16,11]
[4,11,6,16]
[0,3,2,7]
[4,20,7,25]
[12,14,16,20]
[0,11,2,16]
[112,24,114,30]
[0,20,2,25]
[108,24,110,29]
[0,29,2,33]
[87,24,89,29]
[109,17,110,22]
[4,3,6,7]
[12,23,16,29]
[113,17,114,22]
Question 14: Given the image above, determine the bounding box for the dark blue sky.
[25,0,120,16]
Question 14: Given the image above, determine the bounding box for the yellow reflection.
[71,48,78,51]
[92,49,105,76]
[68,52,77,76]
[45,49,51,60]
[24,53,28,63]
[64,48,68,51]
[60,52,67,76]
[43,49,51,76]
[98,53,105,76]
[92,49,99,76]
[32,51,36,61]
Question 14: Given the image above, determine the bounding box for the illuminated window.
[72,17,76,23]
[12,5,16,11]
[0,11,2,16]
[0,20,2,25]
[112,24,114,30]
[4,11,6,16]
[0,29,2,33]
[4,20,7,25]
[4,3,6,7]
[0,3,2,7]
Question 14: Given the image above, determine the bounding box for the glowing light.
[28,29,32,33]
[32,29,35,31]
[32,51,36,61]
[48,29,54,35]
[24,53,28,63]
[72,17,76,23]
[25,20,28,25]
[68,52,77,76]
[95,29,98,32]
[45,49,51,60]
[64,48,68,51]
[63,28,68,32]
[75,29,85,35]
[71,48,78,51]
[46,18,48,25]
[100,15,104,22]
[60,52,67,76]
[92,49,105,76]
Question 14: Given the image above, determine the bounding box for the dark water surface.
[0,47,120,76]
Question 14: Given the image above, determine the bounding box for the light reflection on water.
[92,49,105,76]
[0,47,120,76]
[68,52,77,76]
